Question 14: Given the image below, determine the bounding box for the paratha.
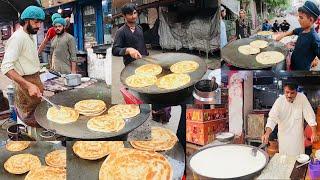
[87,114,125,132]
[125,74,157,88]
[131,127,178,151]
[257,31,274,36]
[238,45,260,55]
[74,99,106,116]
[170,60,199,73]
[256,51,285,64]
[135,64,162,76]
[249,40,269,49]
[73,141,124,160]
[156,73,191,90]
[4,154,41,174]
[45,150,66,168]
[24,166,66,180]
[47,106,79,124]
[108,104,140,119]
[6,141,30,152]
[99,148,172,180]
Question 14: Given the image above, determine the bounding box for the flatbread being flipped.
[45,150,66,168]
[47,106,79,124]
[87,114,125,132]
[135,64,162,76]
[74,99,106,116]
[156,73,191,90]
[99,148,172,180]
[170,60,199,73]
[131,127,178,151]
[25,166,66,180]
[249,40,269,49]
[73,141,124,160]
[238,45,260,55]
[108,104,140,119]
[6,141,30,152]
[125,74,157,88]
[256,51,285,65]
[4,154,41,174]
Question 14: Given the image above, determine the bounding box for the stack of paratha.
[72,141,124,160]
[107,104,140,119]
[74,99,106,116]
[47,106,79,124]
[4,154,41,174]
[45,150,66,168]
[24,166,66,180]
[6,141,30,152]
[99,148,172,180]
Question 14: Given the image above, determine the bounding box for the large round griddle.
[0,141,65,180]
[120,53,207,94]
[188,144,269,180]
[67,141,185,180]
[34,87,151,139]
[222,37,288,69]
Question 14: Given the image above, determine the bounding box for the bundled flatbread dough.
[73,141,124,160]
[238,45,260,55]
[4,154,41,174]
[45,150,66,168]
[74,99,106,116]
[249,40,269,49]
[24,166,66,180]
[126,74,157,88]
[47,106,79,124]
[170,60,199,73]
[87,114,125,132]
[131,127,178,151]
[156,73,191,90]
[256,51,285,64]
[6,141,30,152]
[99,148,172,180]
[135,64,162,76]
[108,104,140,119]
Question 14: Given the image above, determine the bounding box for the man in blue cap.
[50,17,77,74]
[275,1,320,70]
[38,13,61,54]
[0,6,45,127]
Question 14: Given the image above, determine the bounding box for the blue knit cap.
[53,17,66,26]
[21,6,45,20]
[51,13,61,22]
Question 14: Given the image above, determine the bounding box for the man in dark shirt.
[276,1,320,70]
[112,3,148,66]
[272,20,280,32]
[280,20,291,32]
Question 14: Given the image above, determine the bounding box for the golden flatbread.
[47,106,79,124]
[126,74,157,88]
[45,150,66,168]
[4,154,41,174]
[238,45,260,55]
[73,141,124,160]
[74,99,106,116]
[249,40,269,49]
[87,114,125,132]
[108,104,140,119]
[6,141,30,152]
[99,148,172,180]
[256,51,285,64]
[257,31,274,36]
[25,166,66,180]
[135,64,162,76]
[170,60,199,73]
[131,127,178,151]
[156,73,191,90]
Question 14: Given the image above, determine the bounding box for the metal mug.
[7,124,28,140]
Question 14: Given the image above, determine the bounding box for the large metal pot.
[193,78,219,104]
[65,74,82,86]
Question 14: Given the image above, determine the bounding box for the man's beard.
[56,29,64,35]
[27,23,39,34]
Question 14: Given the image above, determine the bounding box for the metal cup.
[7,124,27,140]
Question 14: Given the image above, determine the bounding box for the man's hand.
[126,48,142,59]
[311,133,320,143]
[26,82,42,98]
[261,133,270,144]
[311,58,319,68]
[274,34,284,41]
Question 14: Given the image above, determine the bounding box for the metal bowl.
[65,74,82,87]
[215,132,235,142]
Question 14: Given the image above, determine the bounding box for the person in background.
[272,20,280,32]
[112,3,148,66]
[262,19,272,31]
[220,6,228,48]
[50,17,77,74]
[0,6,45,127]
[235,9,251,39]
[38,13,61,54]
[280,20,291,32]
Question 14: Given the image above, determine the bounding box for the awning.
[221,0,240,15]
[0,0,40,22]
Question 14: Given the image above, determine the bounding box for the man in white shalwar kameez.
[261,83,320,156]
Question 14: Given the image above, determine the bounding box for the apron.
[15,72,43,127]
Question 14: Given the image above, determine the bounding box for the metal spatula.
[40,95,61,110]
[251,143,267,156]
[141,56,170,70]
